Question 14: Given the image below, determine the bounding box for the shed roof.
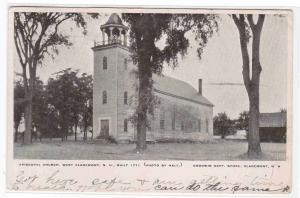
[153,74,213,107]
[259,112,287,128]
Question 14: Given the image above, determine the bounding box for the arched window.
[102,91,107,104]
[124,58,128,70]
[124,119,128,132]
[124,91,128,105]
[103,56,107,70]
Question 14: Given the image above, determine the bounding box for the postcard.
[7,7,293,195]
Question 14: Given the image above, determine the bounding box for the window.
[160,120,165,130]
[160,108,165,130]
[148,123,152,131]
[102,91,107,104]
[160,108,165,118]
[198,119,201,132]
[124,119,128,132]
[124,58,128,70]
[103,56,107,70]
[181,121,185,131]
[171,113,175,130]
[124,91,128,105]
[171,105,176,130]
[206,118,209,133]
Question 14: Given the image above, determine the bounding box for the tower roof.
[100,13,128,31]
[105,13,124,25]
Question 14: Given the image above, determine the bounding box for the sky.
[14,13,289,119]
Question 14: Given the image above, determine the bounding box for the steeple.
[98,13,129,46]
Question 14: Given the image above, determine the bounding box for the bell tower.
[99,13,128,46]
[92,13,134,141]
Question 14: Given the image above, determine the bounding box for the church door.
[100,120,109,138]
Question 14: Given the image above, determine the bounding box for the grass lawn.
[13,139,286,161]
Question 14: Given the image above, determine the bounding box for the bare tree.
[232,14,265,157]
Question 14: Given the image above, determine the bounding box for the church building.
[92,13,214,142]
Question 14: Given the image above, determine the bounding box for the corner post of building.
[109,27,113,44]
[101,29,105,45]
[117,28,122,44]
[123,30,127,46]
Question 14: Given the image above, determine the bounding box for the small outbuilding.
[259,112,287,143]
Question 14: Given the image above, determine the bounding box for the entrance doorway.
[100,119,109,138]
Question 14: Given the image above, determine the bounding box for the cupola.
[100,13,129,46]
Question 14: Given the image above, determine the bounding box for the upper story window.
[103,56,107,70]
[124,58,128,70]
[102,91,107,104]
[160,107,165,118]
[124,91,128,105]
[198,119,201,132]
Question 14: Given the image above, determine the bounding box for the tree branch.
[232,14,241,29]
[250,15,264,83]
[22,63,29,93]
[247,14,256,31]
[256,14,265,32]
[38,15,73,56]
[232,14,251,94]
[14,32,26,66]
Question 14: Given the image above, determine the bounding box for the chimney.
[198,79,202,95]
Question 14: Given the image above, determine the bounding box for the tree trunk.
[136,112,147,151]
[34,125,37,141]
[84,122,88,141]
[61,124,65,142]
[133,15,161,152]
[39,132,42,142]
[135,69,151,152]
[75,123,77,141]
[22,60,37,144]
[61,113,68,141]
[247,24,263,157]
[248,93,261,156]
[66,126,69,141]
[14,123,19,143]
[232,14,264,158]
[23,96,32,144]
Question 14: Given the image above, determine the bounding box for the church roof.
[153,74,213,107]
[259,112,287,128]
